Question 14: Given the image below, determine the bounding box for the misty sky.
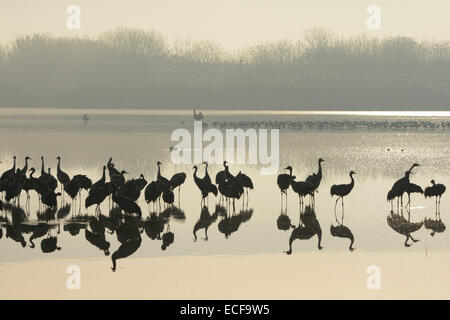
[1,0,449,49]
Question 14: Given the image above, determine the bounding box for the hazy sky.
[1,0,449,49]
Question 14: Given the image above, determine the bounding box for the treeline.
[0,28,449,109]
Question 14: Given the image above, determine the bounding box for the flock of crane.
[0,155,448,266]
[0,156,447,218]
[0,156,255,216]
[277,159,446,212]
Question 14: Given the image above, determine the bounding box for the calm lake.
[0,108,449,265]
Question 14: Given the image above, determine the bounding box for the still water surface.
[0,109,449,264]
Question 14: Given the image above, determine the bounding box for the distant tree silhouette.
[0,28,448,110]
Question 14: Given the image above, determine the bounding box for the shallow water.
[0,109,449,266]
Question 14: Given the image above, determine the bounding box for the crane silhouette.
[289,176,315,209]
[330,171,356,214]
[236,171,253,204]
[64,178,80,211]
[193,165,217,206]
[156,161,170,187]
[387,163,420,207]
[403,182,423,208]
[169,172,187,201]
[162,188,175,207]
[0,156,16,181]
[112,186,142,218]
[215,161,231,186]
[425,180,446,212]
[21,156,31,174]
[144,180,163,210]
[56,156,70,201]
[90,166,107,195]
[305,158,324,202]
[85,185,111,214]
[5,169,24,205]
[39,158,57,191]
[22,168,36,209]
[277,166,295,208]
[118,176,145,202]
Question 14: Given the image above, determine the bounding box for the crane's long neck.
[349,173,355,187]
[317,161,322,177]
[288,167,293,177]
[193,167,198,179]
[29,237,35,248]
[205,163,209,176]
[41,158,45,175]
[13,157,16,171]
[30,169,35,178]
[101,167,106,182]
[286,239,293,255]
[57,158,61,171]
[349,235,355,251]
[157,163,162,179]
[405,172,411,183]
[23,158,28,172]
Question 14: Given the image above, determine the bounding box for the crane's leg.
[334,197,339,213]
[280,191,283,210]
[285,191,288,210]
[438,196,441,217]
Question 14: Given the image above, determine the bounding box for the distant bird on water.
[82,114,90,126]
[193,109,204,121]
